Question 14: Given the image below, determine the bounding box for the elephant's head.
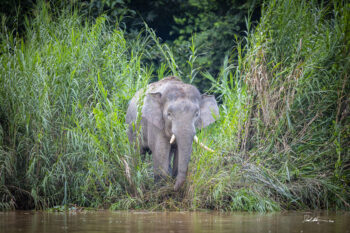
[142,81,219,190]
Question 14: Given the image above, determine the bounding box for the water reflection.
[1,210,349,233]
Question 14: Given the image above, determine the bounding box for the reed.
[186,0,349,211]
[0,1,155,209]
[0,0,348,211]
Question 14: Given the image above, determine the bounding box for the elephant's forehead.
[164,84,200,100]
[146,79,201,102]
[168,98,199,112]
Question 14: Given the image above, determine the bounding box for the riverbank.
[0,0,349,211]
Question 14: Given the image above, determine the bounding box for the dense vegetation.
[0,0,349,211]
[1,0,260,92]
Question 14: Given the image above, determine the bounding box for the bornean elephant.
[126,76,219,191]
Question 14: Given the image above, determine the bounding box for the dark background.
[0,0,261,91]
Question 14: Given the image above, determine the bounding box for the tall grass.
[0,0,349,211]
[185,0,349,210]
[0,2,156,209]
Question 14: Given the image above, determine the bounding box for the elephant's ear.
[142,92,164,130]
[196,94,219,129]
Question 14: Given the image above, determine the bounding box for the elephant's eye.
[167,111,172,119]
[195,111,199,118]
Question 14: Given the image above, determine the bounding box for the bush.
[203,0,350,210]
[0,1,153,209]
[0,0,348,211]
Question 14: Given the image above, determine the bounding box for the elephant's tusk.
[194,136,215,153]
[170,134,176,144]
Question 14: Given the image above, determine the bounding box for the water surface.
[1,210,349,233]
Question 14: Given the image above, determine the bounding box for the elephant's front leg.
[152,133,172,182]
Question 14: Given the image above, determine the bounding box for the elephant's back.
[125,88,143,124]
[147,76,200,97]
[147,76,182,93]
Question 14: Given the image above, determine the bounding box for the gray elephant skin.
[126,76,219,191]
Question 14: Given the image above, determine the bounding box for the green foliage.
[0,0,349,212]
[75,0,260,91]
[208,0,350,210]
[79,0,135,26]
[171,0,259,91]
[0,0,34,36]
[0,1,152,209]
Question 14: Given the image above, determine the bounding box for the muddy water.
[1,210,349,233]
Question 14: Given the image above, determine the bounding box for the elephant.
[126,76,219,191]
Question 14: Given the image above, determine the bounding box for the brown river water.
[1,210,349,233]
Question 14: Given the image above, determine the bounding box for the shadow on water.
[1,210,349,233]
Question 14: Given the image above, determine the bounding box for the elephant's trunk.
[173,133,194,191]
